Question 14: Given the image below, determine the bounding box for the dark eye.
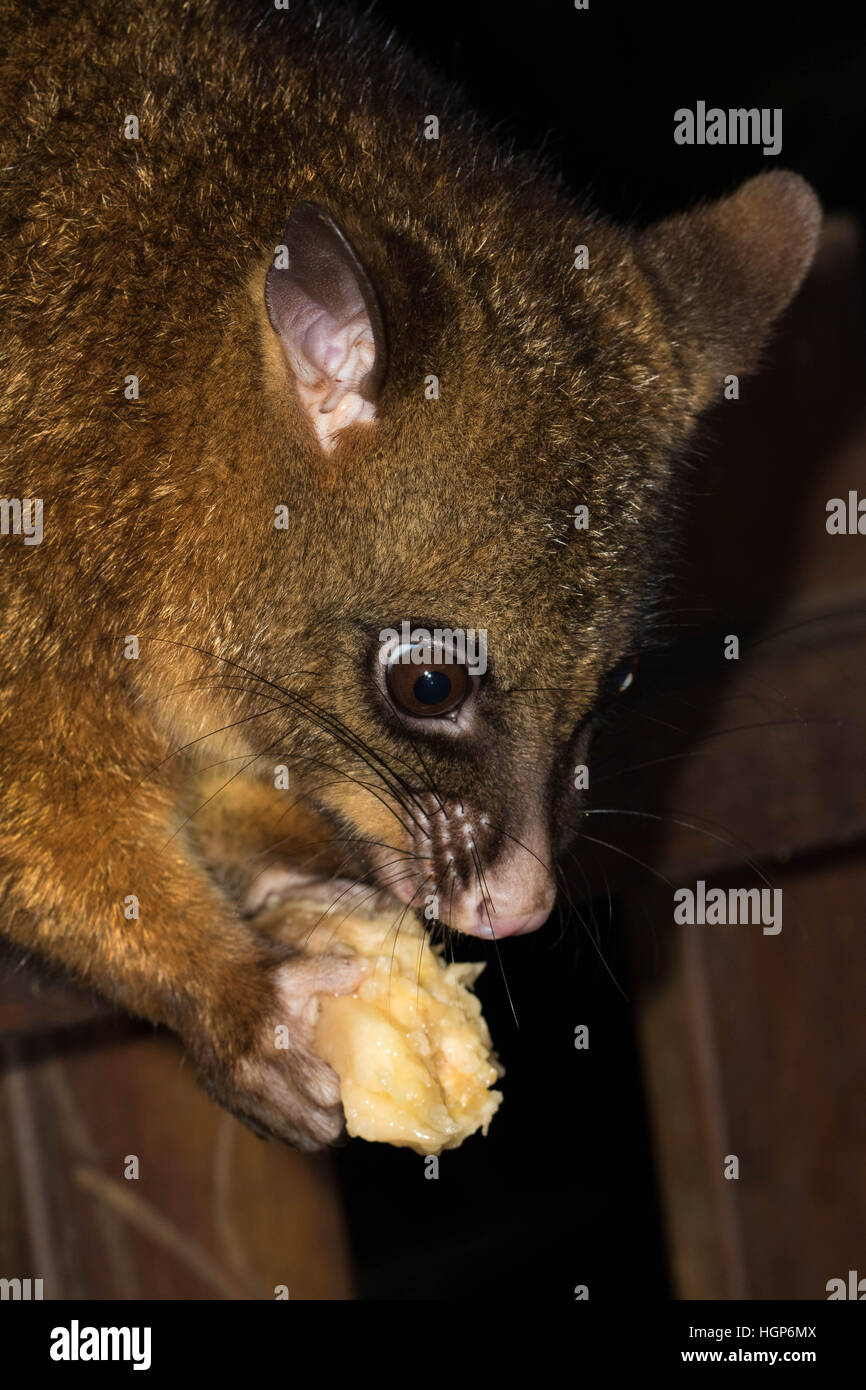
[386,649,471,718]
[602,657,637,700]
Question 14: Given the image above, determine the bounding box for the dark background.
[331,0,866,1300]
[363,0,866,227]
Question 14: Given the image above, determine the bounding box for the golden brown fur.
[0,0,820,1145]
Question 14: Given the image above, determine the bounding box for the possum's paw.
[242,865,326,916]
[205,952,368,1151]
[244,864,398,921]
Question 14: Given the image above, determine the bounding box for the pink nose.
[383,875,553,937]
[463,903,551,939]
[376,832,556,939]
[384,874,554,938]
[446,850,556,937]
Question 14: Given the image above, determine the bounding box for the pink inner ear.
[295,376,377,448]
[265,203,386,454]
[279,297,377,449]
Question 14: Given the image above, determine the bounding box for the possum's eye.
[602,657,637,700]
[386,646,471,718]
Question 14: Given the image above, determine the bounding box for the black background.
[363,0,866,226]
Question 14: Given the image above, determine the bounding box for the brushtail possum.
[0,0,821,1149]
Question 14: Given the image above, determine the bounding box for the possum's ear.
[265,202,386,452]
[638,171,822,407]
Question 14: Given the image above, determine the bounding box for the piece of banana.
[259,895,503,1154]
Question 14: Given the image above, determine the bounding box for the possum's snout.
[372,796,556,939]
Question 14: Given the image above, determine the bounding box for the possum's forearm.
[0,781,281,1063]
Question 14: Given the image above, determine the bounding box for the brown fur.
[0,0,820,1146]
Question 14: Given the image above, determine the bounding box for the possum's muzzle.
[371,793,556,938]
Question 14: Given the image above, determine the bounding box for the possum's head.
[226,174,820,938]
